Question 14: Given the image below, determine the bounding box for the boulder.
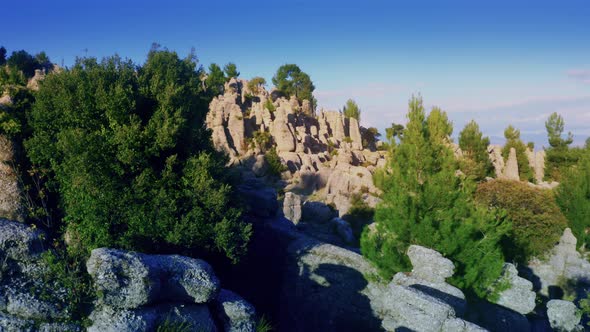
[3,289,66,321]
[0,219,45,263]
[38,323,82,332]
[0,136,24,222]
[236,178,278,217]
[407,245,454,284]
[86,248,220,309]
[87,303,216,332]
[493,263,535,315]
[213,289,256,332]
[547,300,582,332]
[282,192,302,224]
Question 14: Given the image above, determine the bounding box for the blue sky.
[3,0,590,147]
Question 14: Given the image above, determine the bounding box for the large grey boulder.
[2,289,67,321]
[0,136,24,222]
[236,178,278,218]
[87,248,220,309]
[87,303,216,332]
[38,323,82,332]
[330,217,354,244]
[0,219,45,263]
[547,300,583,332]
[407,245,454,284]
[282,192,302,224]
[493,263,536,315]
[213,289,256,332]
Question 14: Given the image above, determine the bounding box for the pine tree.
[361,95,510,298]
[459,120,493,180]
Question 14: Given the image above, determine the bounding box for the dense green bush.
[361,95,510,298]
[475,179,568,261]
[264,147,286,177]
[272,64,315,107]
[555,151,590,248]
[25,50,251,263]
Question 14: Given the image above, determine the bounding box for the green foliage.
[156,316,194,332]
[206,63,226,97]
[264,147,287,177]
[342,98,360,121]
[579,291,590,327]
[360,95,510,298]
[555,151,590,248]
[502,125,533,182]
[475,179,568,261]
[6,49,50,78]
[40,246,93,323]
[256,315,273,332]
[26,50,251,263]
[263,98,275,112]
[223,62,240,79]
[0,46,6,66]
[546,112,573,149]
[458,120,493,181]
[247,77,266,95]
[544,113,580,181]
[360,127,380,150]
[271,64,315,106]
[252,130,272,151]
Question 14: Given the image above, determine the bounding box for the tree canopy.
[25,50,251,263]
[205,63,226,97]
[342,99,360,121]
[459,120,493,180]
[223,62,240,79]
[272,64,315,105]
[361,95,510,299]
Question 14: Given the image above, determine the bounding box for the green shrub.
[263,98,275,113]
[475,179,568,261]
[264,147,286,177]
[555,152,590,248]
[252,130,272,151]
[361,95,510,298]
[25,50,252,263]
[502,125,533,182]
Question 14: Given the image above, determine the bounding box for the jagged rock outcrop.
[214,289,256,332]
[205,78,385,218]
[527,228,590,296]
[525,148,546,183]
[546,300,583,332]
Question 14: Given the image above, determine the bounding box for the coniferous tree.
[205,63,226,97]
[459,120,493,180]
[342,99,361,121]
[223,62,239,79]
[361,95,510,298]
[272,64,315,106]
[545,112,580,180]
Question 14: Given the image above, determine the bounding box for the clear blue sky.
[3,0,590,147]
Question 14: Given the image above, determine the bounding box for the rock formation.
[0,219,256,332]
[546,300,583,332]
[527,227,590,296]
[0,136,24,222]
[205,78,386,222]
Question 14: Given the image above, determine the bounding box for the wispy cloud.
[567,69,590,84]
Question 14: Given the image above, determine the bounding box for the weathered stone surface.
[213,289,256,332]
[0,312,34,332]
[0,219,45,263]
[282,192,302,224]
[494,263,536,315]
[228,107,246,154]
[503,147,519,180]
[86,248,220,309]
[87,303,216,332]
[527,228,590,296]
[38,323,82,332]
[4,289,66,321]
[348,117,363,150]
[547,300,582,332]
[407,245,454,284]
